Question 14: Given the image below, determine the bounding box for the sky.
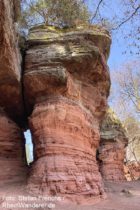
[86,0,139,67]
[86,0,140,119]
[25,130,33,163]
[24,0,140,162]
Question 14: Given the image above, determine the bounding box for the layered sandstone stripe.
[28,97,104,202]
[0,110,27,185]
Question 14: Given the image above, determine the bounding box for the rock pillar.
[24,25,111,201]
[99,109,128,181]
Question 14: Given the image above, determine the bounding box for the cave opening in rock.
[24,130,34,165]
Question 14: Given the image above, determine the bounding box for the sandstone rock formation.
[124,162,140,181]
[0,0,24,125]
[24,25,111,202]
[0,0,112,202]
[0,109,27,186]
[0,0,27,186]
[99,109,128,181]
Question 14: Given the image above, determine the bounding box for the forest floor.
[0,180,140,210]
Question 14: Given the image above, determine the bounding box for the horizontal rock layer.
[0,110,27,185]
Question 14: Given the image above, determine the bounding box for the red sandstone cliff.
[0,0,24,125]
[0,0,27,185]
[99,109,128,181]
[0,109,27,186]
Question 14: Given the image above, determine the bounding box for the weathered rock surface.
[0,0,28,189]
[126,137,140,162]
[24,25,111,202]
[124,162,140,181]
[99,109,128,181]
[24,25,111,118]
[0,109,27,186]
[0,0,24,125]
[28,97,104,202]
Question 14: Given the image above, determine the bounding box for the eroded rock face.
[0,0,24,125]
[99,109,128,181]
[124,162,140,181]
[28,97,104,202]
[24,25,111,202]
[0,0,27,187]
[0,109,27,186]
[24,25,111,118]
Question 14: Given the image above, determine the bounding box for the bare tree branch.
[90,0,104,23]
[112,4,140,30]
